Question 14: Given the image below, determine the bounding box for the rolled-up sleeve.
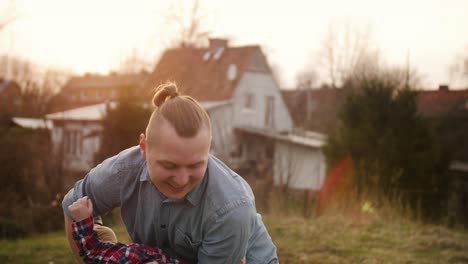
[197,199,255,264]
[62,155,123,218]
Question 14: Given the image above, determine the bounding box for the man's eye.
[162,163,176,169]
[188,163,203,170]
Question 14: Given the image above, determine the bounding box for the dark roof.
[146,44,267,101]
[416,88,468,118]
[282,87,468,131]
[63,73,150,92]
[49,72,150,112]
[0,79,21,95]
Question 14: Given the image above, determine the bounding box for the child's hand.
[68,196,93,222]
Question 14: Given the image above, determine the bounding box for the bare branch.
[0,0,18,32]
[165,0,210,48]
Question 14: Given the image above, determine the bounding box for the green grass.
[263,213,468,264]
[0,224,131,264]
[1,214,467,264]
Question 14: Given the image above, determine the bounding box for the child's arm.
[69,197,181,264]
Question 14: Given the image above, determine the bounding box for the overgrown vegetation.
[0,124,64,239]
[1,209,468,264]
[94,86,152,164]
[323,78,450,223]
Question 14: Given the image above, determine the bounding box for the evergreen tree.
[324,78,447,220]
[94,86,152,163]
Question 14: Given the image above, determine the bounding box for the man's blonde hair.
[146,82,212,143]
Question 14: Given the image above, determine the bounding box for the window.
[64,129,82,156]
[244,93,255,110]
[227,64,237,81]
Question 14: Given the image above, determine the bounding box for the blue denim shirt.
[63,146,278,263]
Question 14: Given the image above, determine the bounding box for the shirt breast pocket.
[174,228,201,263]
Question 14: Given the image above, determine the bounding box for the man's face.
[140,121,211,200]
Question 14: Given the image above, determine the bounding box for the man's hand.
[68,196,93,222]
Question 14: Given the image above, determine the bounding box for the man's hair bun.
[153,82,179,107]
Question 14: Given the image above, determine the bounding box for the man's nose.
[173,168,189,187]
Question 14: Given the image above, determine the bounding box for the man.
[62,82,278,263]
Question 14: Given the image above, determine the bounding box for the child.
[68,196,182,264]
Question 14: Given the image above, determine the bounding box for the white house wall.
[51,121,102,172]
[232,72,293,132]
[273,140,326,190]
[207,104,233,161]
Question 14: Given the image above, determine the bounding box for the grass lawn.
[263,213,468,264]
[1,213,467,264]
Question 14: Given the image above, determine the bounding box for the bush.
[0,126,65,239]
[324,78,448,222]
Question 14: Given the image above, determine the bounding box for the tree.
[318,20,380,88]
[166,0,210,48]
[324,77,447,220]
[0,55,70,117]
[0,0,17,32]
[117,48,153,74]
[296,69,319,90]
[448,45,468,87]
[94,86,152,163]
[0,126,64,238]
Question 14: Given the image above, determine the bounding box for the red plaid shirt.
[72,216,182,264]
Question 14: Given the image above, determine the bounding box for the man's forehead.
[156,157,207,165]
[149,121,210,143]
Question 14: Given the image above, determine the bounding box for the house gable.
[246,49,271,74]
[146,41,261,102]
[232,72,293,132]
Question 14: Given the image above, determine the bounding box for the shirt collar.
[140,161,150,182]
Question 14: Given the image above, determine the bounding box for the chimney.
[209,38,228,49]
[438,84,449,92]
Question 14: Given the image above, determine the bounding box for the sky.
[0,0,467,89]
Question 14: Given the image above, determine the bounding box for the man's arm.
[62,152,127,262]
[197,201,255,264]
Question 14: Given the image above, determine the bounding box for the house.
[44,39,328,193]
[235,127,326,191]
[416,85,468,118]
[146,38,294,162]
[45,103,112,185]
[49,72,150,112]
[0,79,22,116]
[11,117,52,129]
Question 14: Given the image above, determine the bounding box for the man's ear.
[139,133,147,160]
